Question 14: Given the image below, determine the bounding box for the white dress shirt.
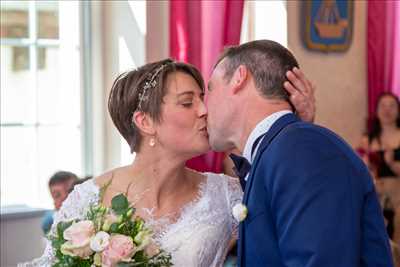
[242,110,292,180]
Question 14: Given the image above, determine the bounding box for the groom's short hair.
[216,40,299,101]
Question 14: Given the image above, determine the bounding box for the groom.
[207,40,393,266]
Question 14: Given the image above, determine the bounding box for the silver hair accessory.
[136,64,168,111]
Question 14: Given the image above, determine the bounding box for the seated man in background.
[41,171,78,235]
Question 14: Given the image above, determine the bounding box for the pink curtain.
[391,2,400,97]
[367,0,400,117]
[170,0,244,173]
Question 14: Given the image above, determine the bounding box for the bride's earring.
[149,137,156,147]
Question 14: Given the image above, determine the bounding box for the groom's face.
[206,61,235,151]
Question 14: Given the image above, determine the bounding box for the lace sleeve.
[18,180,99,267]
[225,175,243,239]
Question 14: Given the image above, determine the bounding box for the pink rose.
[61,220,95,258]
[102,234,136,267]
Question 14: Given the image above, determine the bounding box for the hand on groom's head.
[284,67,316,123]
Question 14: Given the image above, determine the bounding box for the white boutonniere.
[232,203,248,222]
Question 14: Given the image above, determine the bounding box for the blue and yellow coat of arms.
[303,0,354,52]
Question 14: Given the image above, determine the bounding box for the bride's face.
[155,71,210,158]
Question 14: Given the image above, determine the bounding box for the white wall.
[287,1,367,146]
[102,1,168,169]
[87,1,107,176]
[102,1,146,170]
[146,1,169,63]
[1,212,46,266]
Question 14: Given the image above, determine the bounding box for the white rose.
[90,231,110,252]
[232,203,248,222]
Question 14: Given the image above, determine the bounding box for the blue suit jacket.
[238,113,393,267]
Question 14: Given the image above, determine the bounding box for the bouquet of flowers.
[49,192,172,267]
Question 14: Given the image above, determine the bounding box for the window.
[241,0,287,46]
[118,1,146,166]
[1,1,82,208]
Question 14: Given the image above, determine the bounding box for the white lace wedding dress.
[20,172,243,267]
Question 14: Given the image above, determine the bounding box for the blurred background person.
[358,92,400,245]
[41,171,78,235]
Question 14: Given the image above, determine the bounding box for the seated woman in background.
[359,92,400,244]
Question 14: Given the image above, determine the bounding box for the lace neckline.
[149,177,208,240]
[88,173,211,240]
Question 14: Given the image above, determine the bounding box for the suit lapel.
[238,113,299,266]
[243,113,299,204]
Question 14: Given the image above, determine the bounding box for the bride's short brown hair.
[108,59,204,153]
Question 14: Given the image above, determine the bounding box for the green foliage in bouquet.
[49,191,172,267]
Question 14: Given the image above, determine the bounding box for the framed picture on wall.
[302,0,354,52]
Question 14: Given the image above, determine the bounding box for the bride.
[22,58,314,266]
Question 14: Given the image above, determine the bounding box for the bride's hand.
[284,67,316,123]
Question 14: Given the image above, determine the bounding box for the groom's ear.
[230,65,248,95]
[132,111,156,136]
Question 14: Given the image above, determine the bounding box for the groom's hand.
[284,67,316,123]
